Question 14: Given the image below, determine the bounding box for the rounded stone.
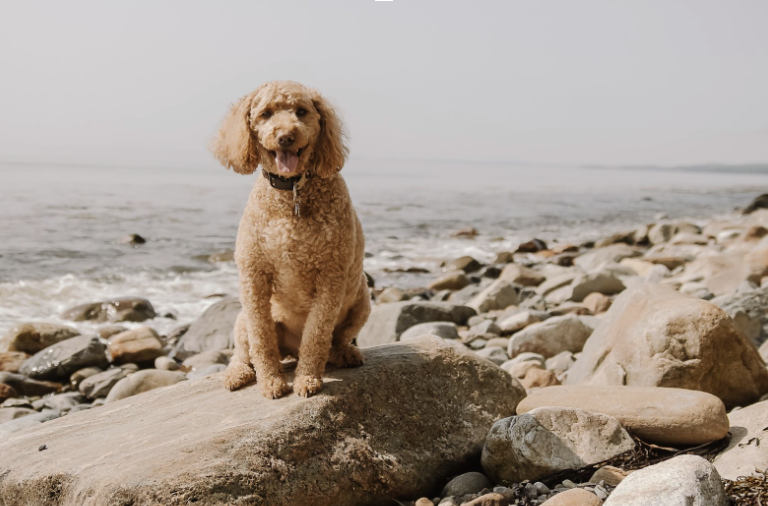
[441,472,492,497]
[518,385,729,446]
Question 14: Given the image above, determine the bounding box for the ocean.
[1,159,766,338]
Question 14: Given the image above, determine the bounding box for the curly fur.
[210,81,370,398]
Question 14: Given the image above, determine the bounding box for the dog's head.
[210,81,348,179]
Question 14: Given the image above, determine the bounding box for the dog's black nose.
[277,133,295,146]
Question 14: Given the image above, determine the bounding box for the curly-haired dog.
[210,81,370,399]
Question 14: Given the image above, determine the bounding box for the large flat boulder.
[0,337,524,506]
[713,399,768,480]
[170,297,241,360]
[357,302,476,348]
[566,284,768,409]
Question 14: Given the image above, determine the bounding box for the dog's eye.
[296,108,307,117]
[260,110,272,118]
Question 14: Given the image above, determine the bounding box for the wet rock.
[377,287,408,303]
[0,352,30,373]
[713,399,768,480]
[358,302,476,347]
[496,310,549,334]
[444,256,482,273]
[566,284,768,408]
[0,338,524,506]
[118,233,146,245]
[604,455,727,506]
[441,472,492,497]
[540,488,601,506]
[181,350,232,371]
[499,264,545,287]
[19,336,108,381]
[508,315,595,359]
[569,272,626,302]
[452,227,479,238]
[518,385,729,446]
[0,372,61,397]
[96,325,128,339]
[574,244,641,272]
[61,297,157,323]
[482,407,634,484]
[0,323,79,354]
[169,297,241,360]
[79,368,132,399]
[107,327,164,364]
[467,280,521,313]
[429,272,471,291]
[743,193,768,214]
[517,239,547,253]
[494,252,515,264]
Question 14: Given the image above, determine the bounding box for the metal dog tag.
[293,184,301,218]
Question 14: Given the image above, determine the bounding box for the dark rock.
[743,194,768,215]
[444,256,482,274]
[516,239,548,253]
[60,297,157,323]
[169,297,242,361]
[19,336,109,381]
[0,372,61,397]
[118,234,146,245]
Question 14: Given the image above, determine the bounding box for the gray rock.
[545,351,576,376]
[400,322,460,341]
[448,282,486,305]
[710,288,768,344]
[0,407,36,424]
[482,407,634,483]
[358,302,476,348]
[186,364,226,380]
[79,368,132,399]
[574,244,641,273]
[0,337,525,506]
[19,336,108,381]
[105,370,188,403]
[32,392,88,413]
[496,310,550,335]
[569,272,626,302]
[648,222,675,245]
[604,455,727,506]
[0,372,60,397]
[0,323,79,354]
[467,280,521,313]
[468,319,502,337]
[0,409,61,439]
[537,273,579,297]
[441,472,492,497]
[474,346,508,365]
[170,297,242,360]
[60,297,156,323]
[508,315,595,359]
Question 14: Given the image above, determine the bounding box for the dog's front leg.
[240,270,290,399]
[294,275,345,397]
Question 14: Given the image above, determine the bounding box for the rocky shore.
[4,195,768,505]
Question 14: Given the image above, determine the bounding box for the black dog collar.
[261,169,311,191]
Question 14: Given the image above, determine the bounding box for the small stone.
[462,493,506,506]
[0,352,30,373]
[474,346,508,366]
[441,472,492,497]
[69,367,103,388]
[569,272,626,302]
[401,322,460,341]
[0,383,19,403]
[0,323,80,354]
[108,327,164,364]
[520,368,560,389]
[154,356,180,371]
[377,287,408,303]
[517,239,547,253]
[429,272,471,291]
[499,264,545,287]
[508,315,594,359]
[118,233,146,245]
[468,280,521,313]
[496,310,549,334]
[444,256,482,273]
[582,292,612,314]
[38,444,47,452]
[452,227,478,238]
[540,488,601,506]
[589,465,630,487]
[494,252,515,264]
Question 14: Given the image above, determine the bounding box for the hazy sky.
[1,0,766,168]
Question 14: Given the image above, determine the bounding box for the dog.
[210,81,370,399]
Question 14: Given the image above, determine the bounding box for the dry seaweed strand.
[723,470,768,506]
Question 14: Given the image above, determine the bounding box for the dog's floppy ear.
[209,91,261,174]
[310,89,349,178]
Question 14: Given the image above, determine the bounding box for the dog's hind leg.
[222,310,256,390]
[328,279,370,368]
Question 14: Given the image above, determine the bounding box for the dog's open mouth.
[270,148,304,174]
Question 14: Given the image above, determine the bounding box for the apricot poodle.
[210,81,370,399]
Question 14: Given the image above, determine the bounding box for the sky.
[0,0,766,169]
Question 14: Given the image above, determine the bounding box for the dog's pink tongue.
[275,150,299,174]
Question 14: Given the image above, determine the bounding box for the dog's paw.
[222,362,256,391]
[258,375,291,399]
[327,345,364,368]
[294,375,323,398]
